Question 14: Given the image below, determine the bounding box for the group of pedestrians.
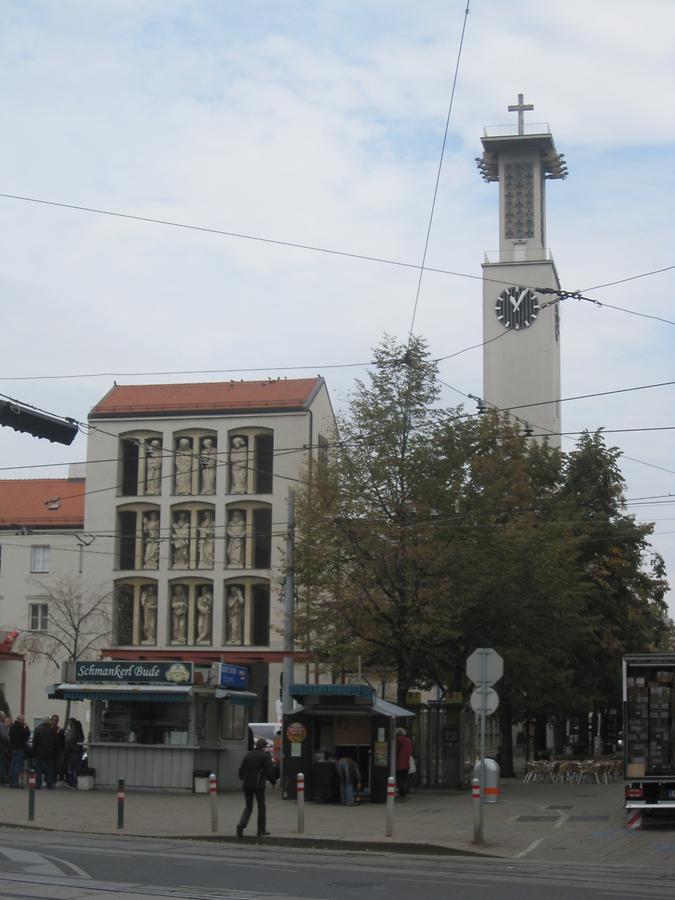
[0,710,85,789]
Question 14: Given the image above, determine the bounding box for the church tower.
[477,95,567,445]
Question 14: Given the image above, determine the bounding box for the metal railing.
[483,248,553,264]
[484,123,551,137]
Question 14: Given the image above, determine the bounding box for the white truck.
[624,653,675,816]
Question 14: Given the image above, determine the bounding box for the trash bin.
[472,758,500,803]
[193,769,211,794]
[77,767,96,791]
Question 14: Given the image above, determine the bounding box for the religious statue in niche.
[198,510,215,569]
[199,437,217,494]
[225,585,245,645]
[145,439,163,495]
[229,436,248,493]
[174,438,194,495]
[171,511,191,569]
[171,585,188,643]
[140,586,158,644]
[142,511,160,569]
[196,586,213,644]
[226,510,246,568]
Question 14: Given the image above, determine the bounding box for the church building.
[477,94,567,444]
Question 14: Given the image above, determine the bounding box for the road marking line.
[513,837,544,858]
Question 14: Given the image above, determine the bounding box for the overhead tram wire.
[407,1,471,340]
[4,192,670,318]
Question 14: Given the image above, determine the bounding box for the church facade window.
[168,579,213,646]
[169,503,216,570]
[172,429,219,497]
[227,428,273,495]
[113,579,159,646]
[119,431,164,497]
[223,579,270,647]
[116,504,161,570]
[225,502,272,570]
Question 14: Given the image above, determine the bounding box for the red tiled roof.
[0,478,85,527]
[90,378,323,418]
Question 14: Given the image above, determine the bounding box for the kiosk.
[49,659,255,791]
[282,684,413,803]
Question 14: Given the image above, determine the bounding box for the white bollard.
[297,772,305,834]
[386,776,395,837]
[472,777,482,843]
[209,773,218,833]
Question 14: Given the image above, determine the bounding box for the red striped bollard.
[27,770,36,821]
[117,778,125,830]
[472,777,482,843]
[297,772,305,833]
[386,776,395,836]
[209,773,218,833]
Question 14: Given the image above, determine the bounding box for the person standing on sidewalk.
[8,714,30,788]
[336,755,361,806]
[32,717,58,788]
[0,711,10,785]
[236,737,277,838]
[395,727,414,801]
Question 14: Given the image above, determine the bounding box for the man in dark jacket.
[32,718,58,789]
[8,714,30,788]
[236,737,277,837]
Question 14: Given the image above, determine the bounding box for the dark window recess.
[255,435,274,494]
[118,511,137,569]
[251,585,270,646]
[116,589,134,644]
[318,434,329,471]
[253,508,272,568]
[121,440,140,496]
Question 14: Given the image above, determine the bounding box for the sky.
[1,0,674,611]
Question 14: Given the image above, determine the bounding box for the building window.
[119,431,164,498]
[220,702,247,741]
[171,431,218,497]
[30,545,50,573]
[169,504,216,570]
[227,429,274,495]
[113,581,158,646]
[169,580,213,646]
[318,433,329,471]
[224,580,270,647]
[29,602,49,632]
[225,504,272,570]
[116,506,161,570]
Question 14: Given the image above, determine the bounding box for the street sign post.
[467,648,503,687]
[466,648,503,844]
[470,685,499,715]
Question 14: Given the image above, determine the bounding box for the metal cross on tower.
[508,93,534,134]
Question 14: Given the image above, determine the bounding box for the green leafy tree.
[295,334,458,704]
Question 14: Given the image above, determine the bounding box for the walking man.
[236,737,277,838]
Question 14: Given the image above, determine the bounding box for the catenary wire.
[408,0,471,339]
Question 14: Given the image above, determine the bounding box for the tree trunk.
[498,691,515,777]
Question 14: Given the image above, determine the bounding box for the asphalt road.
[3,830,675,900]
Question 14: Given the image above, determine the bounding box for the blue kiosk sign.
[219,663,249,690]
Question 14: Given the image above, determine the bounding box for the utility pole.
[282,489,295,717]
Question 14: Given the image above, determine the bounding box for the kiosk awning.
[289,684,413,717]
[48,683,192,703]
[214,689,258,706]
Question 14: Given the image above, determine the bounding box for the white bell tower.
[477,95,567,445]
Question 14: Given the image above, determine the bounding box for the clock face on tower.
[495,286,540,330]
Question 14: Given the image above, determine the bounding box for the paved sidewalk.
[2,779,675,866]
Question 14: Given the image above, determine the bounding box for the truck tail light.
[626,786,644,800]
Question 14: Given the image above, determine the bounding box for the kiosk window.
[97,701,189,745]
[221,703,246,741]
